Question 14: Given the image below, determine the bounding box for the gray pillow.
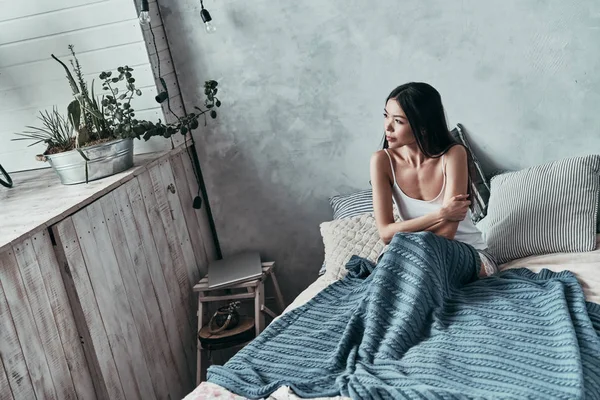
[450,124,491,224]
[477,155,600,264]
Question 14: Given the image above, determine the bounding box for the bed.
[184,154,600,399]
[185,235,600,400]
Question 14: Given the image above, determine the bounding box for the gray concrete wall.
[160,0,600,302]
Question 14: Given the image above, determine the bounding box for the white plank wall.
[0,0,171,173]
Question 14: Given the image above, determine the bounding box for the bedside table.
[193,261,285,384]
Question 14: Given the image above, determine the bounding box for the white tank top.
[383,149,487,250]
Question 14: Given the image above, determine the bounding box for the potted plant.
[13,45,221,185]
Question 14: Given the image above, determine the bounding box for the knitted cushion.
[320,213,385,281]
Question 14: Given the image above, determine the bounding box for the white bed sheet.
[499,234,600,304]
[185,236,600,399]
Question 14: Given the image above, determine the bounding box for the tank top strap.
[441,154,446,176]
[383,149,398,185]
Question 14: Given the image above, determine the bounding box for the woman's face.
[383,99,415,148]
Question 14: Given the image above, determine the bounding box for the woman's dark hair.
[383,82,474,205]
[382,82,457,157]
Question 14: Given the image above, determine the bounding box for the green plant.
[52,46,115,145]
[12,107,74,152]
[14,44,222,159]
[98,66,143,138]
[68,45,94,132]
[54,45,222,144]
[134,80,221,141]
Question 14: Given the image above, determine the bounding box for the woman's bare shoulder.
[370,149,391,170]
[445,144,468,163]
[371,150,390,164]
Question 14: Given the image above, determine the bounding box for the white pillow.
[320,213,386,280]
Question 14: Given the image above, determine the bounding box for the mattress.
[184,236,600,399]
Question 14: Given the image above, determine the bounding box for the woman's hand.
[440,194,471,222]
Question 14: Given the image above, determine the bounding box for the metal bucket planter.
[41,138,134,185]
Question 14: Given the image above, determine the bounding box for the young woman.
[370,82,496,277]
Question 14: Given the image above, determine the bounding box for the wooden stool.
[193,261,285,385]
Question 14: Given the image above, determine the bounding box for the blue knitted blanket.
[207,232,600,399]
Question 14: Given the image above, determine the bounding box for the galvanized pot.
[40,139,134,185]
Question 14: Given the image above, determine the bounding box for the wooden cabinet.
[0,146,216,399]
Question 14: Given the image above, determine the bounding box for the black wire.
[149,22,180,125]
[148,21,202,197]
[149,21,176,149]
[0,163,13,188]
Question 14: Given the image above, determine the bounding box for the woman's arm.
[430,145,470,240]
[371,151,445,244]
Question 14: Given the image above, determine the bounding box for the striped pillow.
[329,189,374,220]
[450,124,491,224]
[598,196,600,233]
[477,155,600,264]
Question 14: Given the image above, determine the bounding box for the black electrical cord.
[146,17,222,259]
[148,22,202,200]
[0,164,13,188]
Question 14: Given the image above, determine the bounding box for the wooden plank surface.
[0,142,209,398]
[13,237,77,400]
[55,218,126,400]
[0,0,136,46]
[72,202,149,400]
[136,170,196,386]
[157,159,200,285]
[146,48,175,77]
[0,257,35,400]
[0,68,156,112]
[1,42,152,91]
[0,355,14,400]
[0,147,191,254]
[0,20,145,68]
[170,152,208,271]
[0,0,107,23]
[119,179,193,388]
[180,146,218,263]
[113,181,186,399]
[139,1,185,148]
[147,162,196,308]
[100,192,170,399]
[0,247,57,400]
[31,229,97,400]
[147,162,198,371]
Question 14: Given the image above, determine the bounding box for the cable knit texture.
[207,232,600,399]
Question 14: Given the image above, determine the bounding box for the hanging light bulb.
[200,0,216,34]
[139,0,151,25]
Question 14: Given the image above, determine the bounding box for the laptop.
[207,251,263,289]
